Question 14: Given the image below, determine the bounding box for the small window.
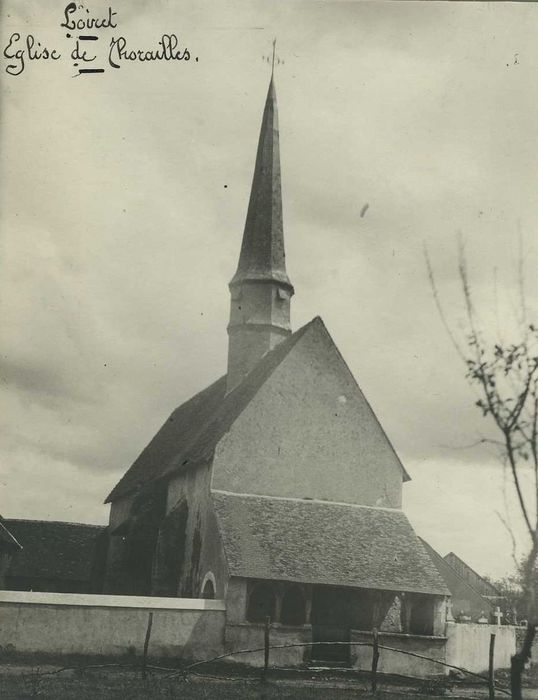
[247,582,276,623]
[276,288,289,302]
[202,579,215,599]
[281,585,306,626]
[231,288,242,301]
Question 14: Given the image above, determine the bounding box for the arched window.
[153,500,189,597]
[281,585,306,626]
[202,579,215,599]
[200,572,216,599]
[246,582,276,623]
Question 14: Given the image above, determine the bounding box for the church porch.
[224,576,449,675]
[214,492,450,674]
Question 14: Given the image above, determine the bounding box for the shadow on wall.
[0,592,226,661]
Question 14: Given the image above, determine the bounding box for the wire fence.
[170,619,510,698]
[9,612,512,698]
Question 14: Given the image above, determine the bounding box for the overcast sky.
[1,0,537,581]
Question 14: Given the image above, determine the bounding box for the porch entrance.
[310,586,352,665]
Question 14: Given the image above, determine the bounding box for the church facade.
[103,75,449,666]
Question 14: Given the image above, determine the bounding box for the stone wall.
[104,463,229,599]
[0,591,225,661]
[166,464,229,599]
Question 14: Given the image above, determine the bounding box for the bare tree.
[426,243,538,700]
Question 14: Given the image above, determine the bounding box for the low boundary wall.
[0,590,226,661]
[445,622,516,672]
[352,630,447,676]
[0,592,518,677]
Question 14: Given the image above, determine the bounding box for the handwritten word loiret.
[60,3,117,31]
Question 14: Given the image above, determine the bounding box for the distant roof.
[106,319,313,503]
[4,520,105,582]
[443,551,500,597]
[213,491,449,595]
[419,538,493,611]
[0,518,22,551]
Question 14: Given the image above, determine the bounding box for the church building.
[103,74,449,666]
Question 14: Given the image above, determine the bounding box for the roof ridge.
[211,488,402,514]
[105,375,228,502]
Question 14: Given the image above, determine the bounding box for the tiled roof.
[4,520,105,582]
[213,491,449,596]
[105,319,313,503]
[0,518,22,551]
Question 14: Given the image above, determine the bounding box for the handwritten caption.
[3,3,197,76]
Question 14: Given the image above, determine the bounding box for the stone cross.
[494,606,503,626]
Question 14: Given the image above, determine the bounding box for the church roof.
[0,517,22,551]
[230,77,292,290]
[4,520,105,582]
[213,491,450,595]
[105,319,312,503]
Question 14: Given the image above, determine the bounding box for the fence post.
[262,615,270,682]
[371,627,380,694]
[142,611,154,680]
[488,632,496,700]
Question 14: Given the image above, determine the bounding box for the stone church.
[103,75,449,664]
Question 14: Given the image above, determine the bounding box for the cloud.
[0,357,87,404]
[1,0,537,581]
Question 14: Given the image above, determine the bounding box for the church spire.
[230,75,292,290]
[227,74,294,392]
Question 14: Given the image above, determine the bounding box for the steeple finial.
[263,38,283,77]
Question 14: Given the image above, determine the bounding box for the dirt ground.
[0,661,527,700]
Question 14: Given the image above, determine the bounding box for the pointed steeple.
[230,77,292,289]
[227,76,294,392]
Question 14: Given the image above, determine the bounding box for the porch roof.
[213,491,449,596]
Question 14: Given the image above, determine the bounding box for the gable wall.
[212,321,404,507]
